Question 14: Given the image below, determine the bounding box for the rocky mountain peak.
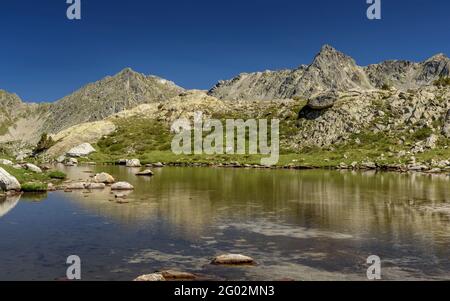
[426,53,448,62]
[310,45,356,68]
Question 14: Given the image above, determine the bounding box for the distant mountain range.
[209,45,450,100]
[0,45,449,147]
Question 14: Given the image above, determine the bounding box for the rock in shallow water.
[211,254,256,265]
[135,169,154,176]
[134,273,165,281]
[85,183,106,189]
[93,172,115,184]
[111,182,134,190]
[160,270,197,280]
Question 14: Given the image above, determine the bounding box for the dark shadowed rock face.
[307,91,339,110]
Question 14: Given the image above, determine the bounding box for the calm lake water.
[1,166,450,281]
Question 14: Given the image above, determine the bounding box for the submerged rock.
[66,143,96,157]
[160,270,197,280]
[211,254,256,265]
[147,162,164,168]
[0,168,21,191]
[111,182,134,190]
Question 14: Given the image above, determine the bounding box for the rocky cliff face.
[209,45,450,100]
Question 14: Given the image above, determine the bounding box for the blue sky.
[0,0,449,102]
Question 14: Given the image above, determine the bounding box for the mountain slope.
[208,45,450,100]
[0,69,185,145]
[42,68,184,134]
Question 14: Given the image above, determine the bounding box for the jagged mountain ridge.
[208,45,450,100]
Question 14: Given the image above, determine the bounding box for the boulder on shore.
[0,168,21,191]
[24,163,43,174]
[211,254,256,265]
[0,159,13,166]
[126,159,141,167]
[66,143,96,157]
[111,182,134,190]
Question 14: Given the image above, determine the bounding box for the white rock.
[66,143,96,157]
[126,159,141,167]
[0,159,13,166]
[211,254,256,265]
[25,163,43,174]
[134,273,165,281]
[0,167,21,191]
[111,182,134,190]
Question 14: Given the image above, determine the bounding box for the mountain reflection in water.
[1,166,450,280]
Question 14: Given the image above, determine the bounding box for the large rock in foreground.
[307,91,339,110]
[0,168,21,191]
[211,254,256,265]
[66,143,96,157]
